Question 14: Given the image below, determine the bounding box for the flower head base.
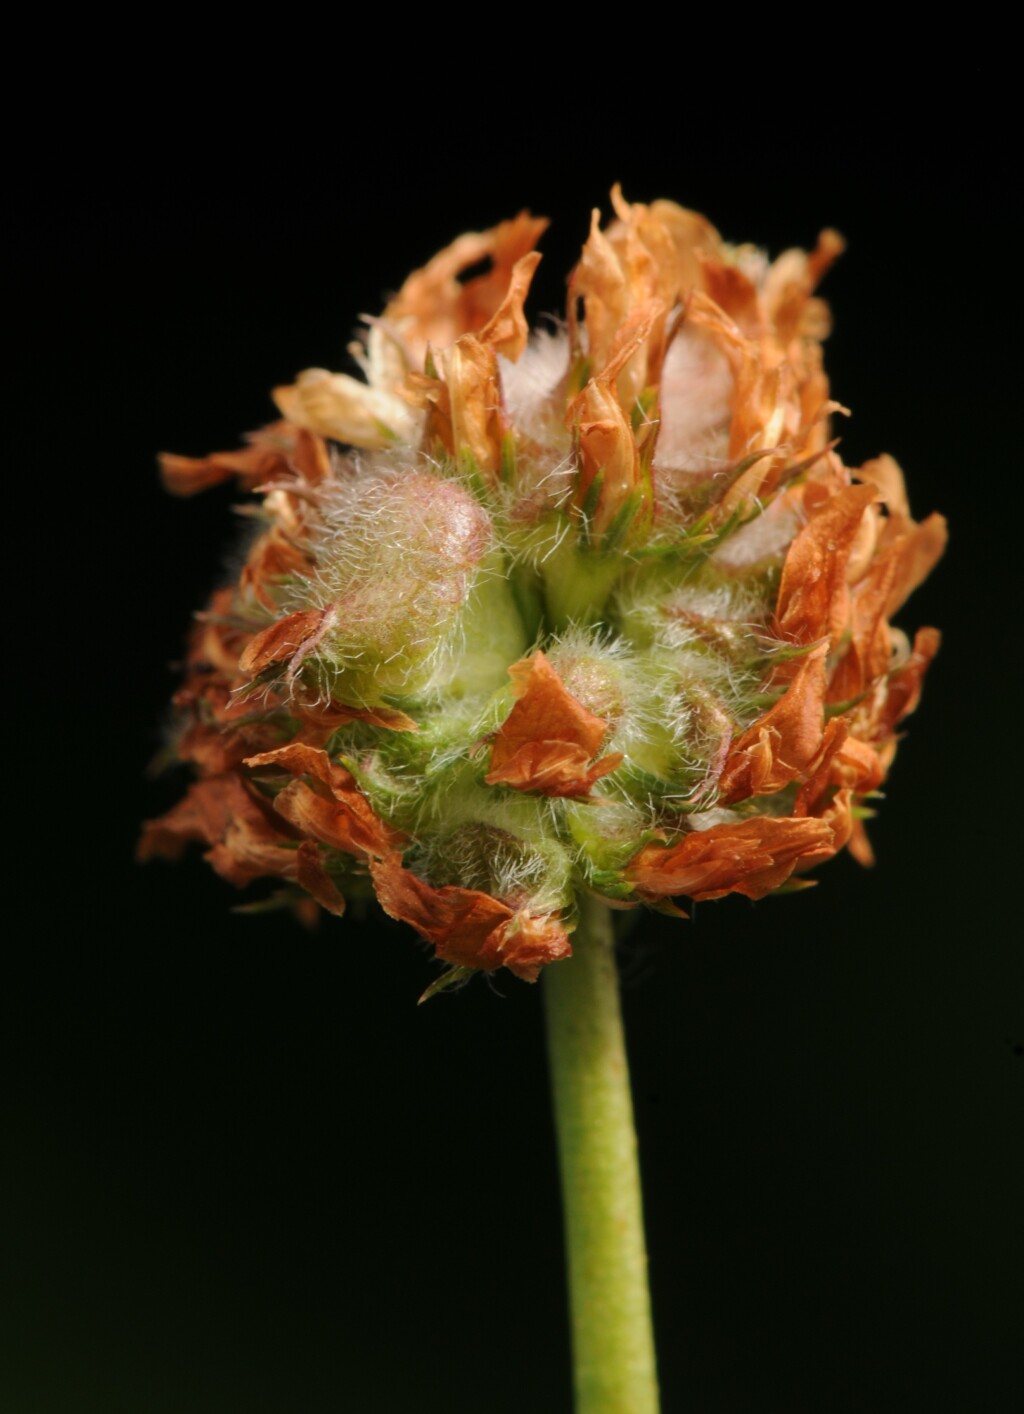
[142,189,945,992]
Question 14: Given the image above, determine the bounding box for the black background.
[7,59,1021,1413]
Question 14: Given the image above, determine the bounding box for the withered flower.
[142,187,945,990]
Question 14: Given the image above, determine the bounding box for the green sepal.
[500,431,517,486]
[629,499,756,563]
[372,418,401,445]
[567,354,592,398]
[231,885,303,915]
[616,761,699,804]
[510,565,545,643]
[418,965,476,1005]
[744,690,786,712]
[769,876,819,895]
[457,449,490,502]
[672,449,774,516]
[825,692,869,718]
[752,636,824,666]
[630,386,659,432]
[578,469,605,547]
[648,895,690,918]
[586,870,637,901]
[338,753,411,817]
[599,489,644,556]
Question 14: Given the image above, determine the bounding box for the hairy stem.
[543,894,660,1413]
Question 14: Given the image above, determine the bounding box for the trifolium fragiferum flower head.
[141,187,946,998]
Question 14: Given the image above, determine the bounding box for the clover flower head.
[142,187,945,995]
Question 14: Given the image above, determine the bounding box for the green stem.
[543,894,660,1414]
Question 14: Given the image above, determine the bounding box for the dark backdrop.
[7,66,1021,1413]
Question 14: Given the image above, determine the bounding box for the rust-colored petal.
[790,719,888,870]
[159,421,327,496]
[295,840,346,917]
[383,212,549,362]
[794,787,857,868]
[572,375,640,537]
[487,740,624,798]
[206,807,298,888]
[829,542,904,704]
[245,745,404,860]
[774,483,878,650]
[175,692,282,775]
[685,294,774,457]
[494,911,573,982]
[762,229,846,343]
[847,821,876,868]
[879,626,941,734]
[369,853,569,981]
[240,528,315,613]
[885,513,948,615]
[793,716,849,815]
[570,188,718,385]
[570,207,630,373]
[477,251,543,361]
[627,815,834,902]
[676,260,837,509]
[291,428,332,485]
[246,742,338,788]
[184,586,251,678]
[803,715,878,794]
[140,774,298,888]
[485,652,622,797]
[682,291,835,512]
[851,458,946,612]
[165,586,287,773]
[718,645,828,803]
[832,734,887,795]
[269,779,395,860]
[138,776,238,861]
[159,451,241,497]
[238,607,335,678]
[794,719,884,815]
[566,303,663,541]
[857,452,910,517]
[439,334,507,480]
[370,851,511,962]
[698,256,761,335]
[643,196,723,281]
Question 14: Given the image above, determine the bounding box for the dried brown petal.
[774,483,878,650]
[486,653,622,798]
[627,815,834,902]
[295,841,346,917]
[369,853,569,981]
[718,646,828,803]
[140,775,298,888]
[238,607,335,678]
[159,422,328,496]
[245,745,404,860]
